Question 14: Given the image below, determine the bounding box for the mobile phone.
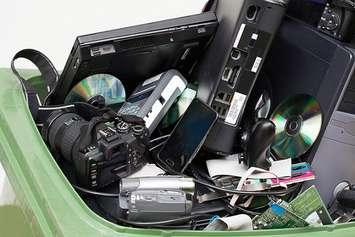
[157,99,218,173]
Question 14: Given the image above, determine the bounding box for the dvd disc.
[65,74,126,106]
[271,94,322,159]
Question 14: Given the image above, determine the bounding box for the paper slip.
[128,163,165,178]
[206,155,291,179]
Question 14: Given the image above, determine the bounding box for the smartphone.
[157,99,218,173]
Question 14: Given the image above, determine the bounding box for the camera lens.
[43,111,89,162]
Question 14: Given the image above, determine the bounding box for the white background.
[0,0,207,201]
[0,0,207,69]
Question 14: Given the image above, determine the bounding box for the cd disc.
[65,74,126,106]
[271,94,322,159]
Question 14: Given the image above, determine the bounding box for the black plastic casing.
[194,0,287,154]
[317,2,355,42]
[50,12,218,105]
[267,17,355,204]
[76,125,149,189]
[264,16,355,165]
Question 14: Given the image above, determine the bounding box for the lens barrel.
[43,111,88,162]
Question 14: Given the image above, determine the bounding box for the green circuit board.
[253,186,332,229]
[288,186,333,225]
[253,200,308,229]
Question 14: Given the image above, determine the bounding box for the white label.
[251,57,262,73]
[143,75,187,129]
[251,33,258,40]
[225,92,247,125]
[90,44,115,57]
[233,24,246,48]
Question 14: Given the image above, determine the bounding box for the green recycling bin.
[0,68,355,236]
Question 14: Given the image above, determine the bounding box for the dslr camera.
[318,0,355,41]
[42,109,149,189]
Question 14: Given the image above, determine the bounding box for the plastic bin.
[0,70,353,236]
[1,7,355,237]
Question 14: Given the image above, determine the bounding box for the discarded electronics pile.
[11,0,355,231]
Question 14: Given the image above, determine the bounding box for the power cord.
[73,177,299,198]
[194,178,297,196]
[94,198,212,229]
[72,184,120,198]
[149,134,170,152]
[93,196,212,229]
[149,134,170,144]
[114,215,211,227]
[149,141,166,152]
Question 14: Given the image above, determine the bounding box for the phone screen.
[157,99,218,173]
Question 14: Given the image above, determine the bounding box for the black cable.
[233,203,262,216]
[73,178,293,203]
[135,218,211,230]
[191,206,227,215]
[248,203,269,213]
[149,135,170,144]
[122,218,212,230]
[114,215,211,228]
[141,223,207,230]
[190,165,214,183]
[285,183,302,202]
[194,179,298,196]
[221,196,262,216]
[149,141,166,152]
[94,197,211,229]
[158,159,297,196]
[72,184,120,198]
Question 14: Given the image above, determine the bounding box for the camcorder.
[119,176,195,222]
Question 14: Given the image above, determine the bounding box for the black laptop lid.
[50,12,218,104]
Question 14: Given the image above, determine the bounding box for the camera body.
[317,1,355,41]
[122,189,193,222]
[77,121,149,189]
[120,176,195,194]
[119,176,195,222]
[42,110,149,189]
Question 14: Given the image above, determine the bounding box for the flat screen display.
[157,99,217,173]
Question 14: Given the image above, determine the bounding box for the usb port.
[216,92,233,105]
[221,108,227,117]
[222,67,233,82]
[212,104,228,118]
[226,94,232,103]
[217,92,226,100]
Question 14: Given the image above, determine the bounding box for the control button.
[117,121,130,133]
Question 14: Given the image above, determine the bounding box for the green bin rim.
[0,68,354,237]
